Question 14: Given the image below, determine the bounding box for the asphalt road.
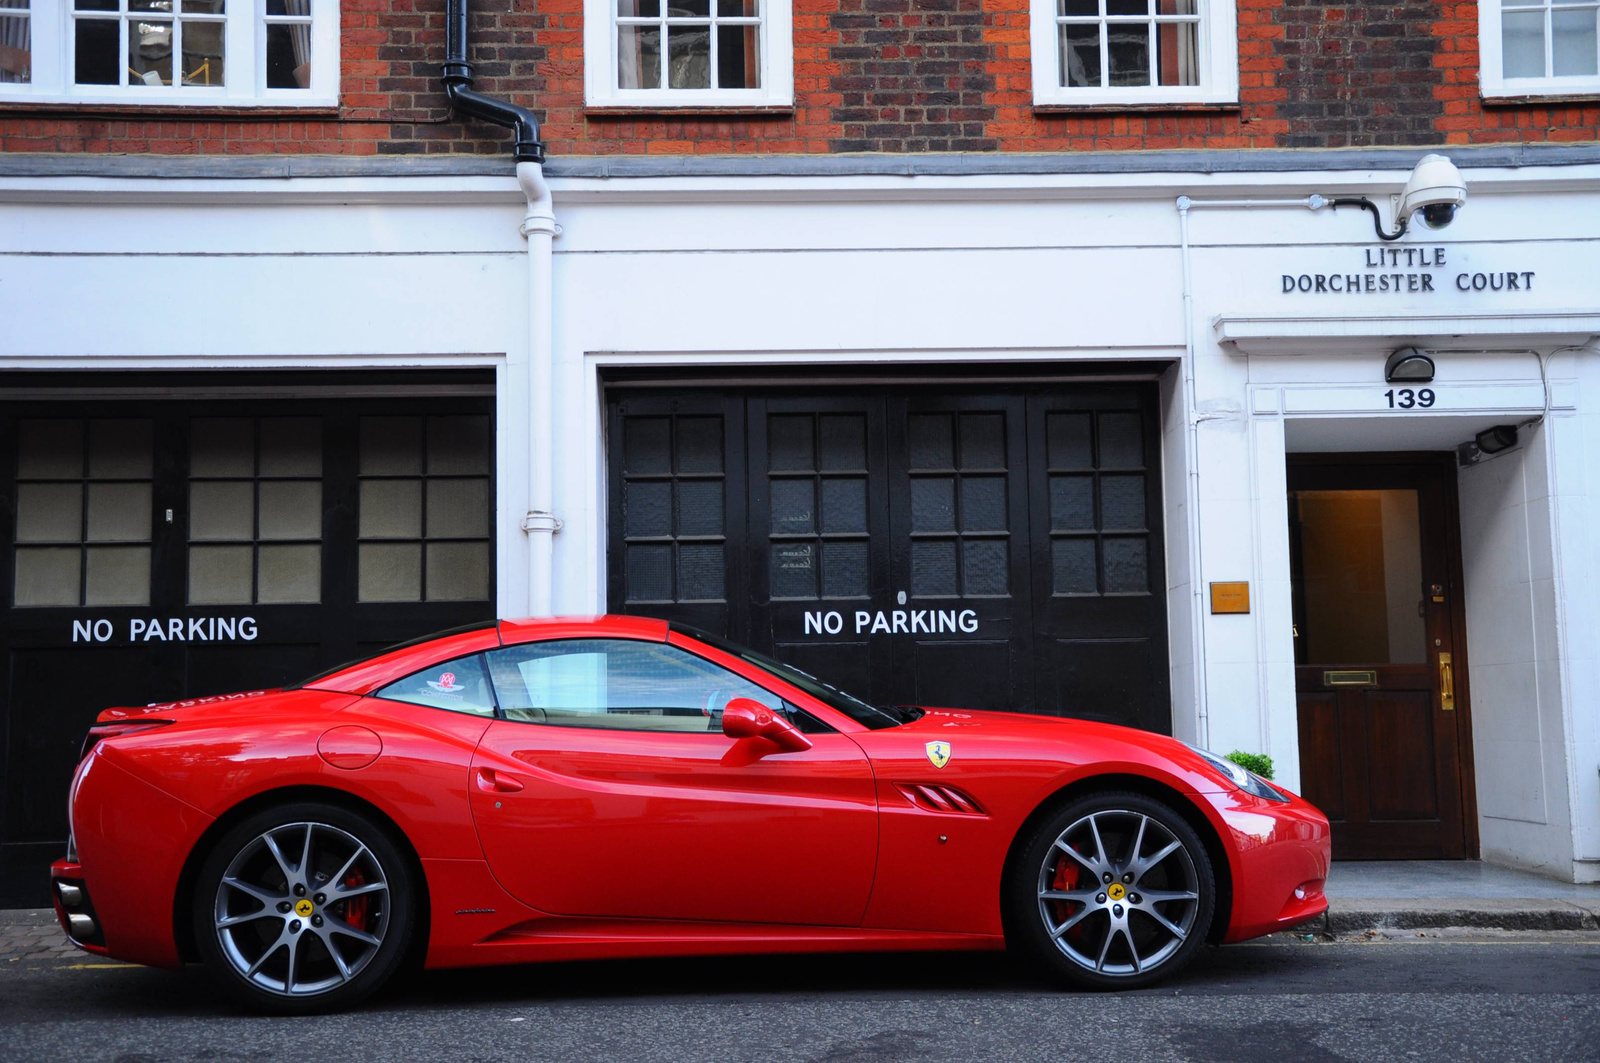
[3,933,1599,1062]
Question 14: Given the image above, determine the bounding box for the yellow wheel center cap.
[294,899,314,918]
[1107,883,1126,901]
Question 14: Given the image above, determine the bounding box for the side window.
[484,638,823,733]
[374,653,497,717]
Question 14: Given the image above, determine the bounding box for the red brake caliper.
[344,868,369,932]
[1051,854,1084,940]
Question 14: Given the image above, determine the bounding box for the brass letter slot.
[1439,651,1455,710]
[1323,670,1377,687]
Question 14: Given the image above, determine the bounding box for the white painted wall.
[2,163,1598,877]
[1458,425,1576,876]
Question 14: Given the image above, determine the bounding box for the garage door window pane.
[359,416,491,602]
[359,542,422,602]
[189,417,322,605]
[191,481,255,541]
[86,546,150,606]
[189,544,253,605]
[14,548,80,607]
[619,411,727,607]
[15,484,82,543]
[426,542,490,602]
[15,418,151,608]
[17,420,82,479]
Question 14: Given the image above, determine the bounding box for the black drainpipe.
[441,0,545,163]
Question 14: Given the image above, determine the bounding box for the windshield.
[671,624,919,730]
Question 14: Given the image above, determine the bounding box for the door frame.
[1286,450,1479,859]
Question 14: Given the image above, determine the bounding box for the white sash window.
[1481,0,1600,97]
[0,0,338,106]
[585,0,793,109]
[1029,0,1237,107]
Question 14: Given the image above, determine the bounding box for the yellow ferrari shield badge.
[925,741,952,769]
[294,898,314,918]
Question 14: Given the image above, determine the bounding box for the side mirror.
[720,697,812,753]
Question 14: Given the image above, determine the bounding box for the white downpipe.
[517,161,560,616]
[1174,196,1211,747]
[1172,192,1323,748]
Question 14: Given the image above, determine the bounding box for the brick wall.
[2,0,1596,156]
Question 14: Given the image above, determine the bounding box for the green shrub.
[1225,750,1274,780]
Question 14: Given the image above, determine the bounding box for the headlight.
[1187,745,1289,803]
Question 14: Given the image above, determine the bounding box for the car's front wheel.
[1009,791,1216,990]
[193,801,415,1013]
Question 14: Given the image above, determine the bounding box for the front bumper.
[1201,787,1332,943]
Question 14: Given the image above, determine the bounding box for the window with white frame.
[584,0,793,108]
[1481,0,1600,97]
[1028,0,1237,107]
[0,0,338,105]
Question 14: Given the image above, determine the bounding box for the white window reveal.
[0,0,338,106]
[585,0,793,109]
[1029,0,1238,107]
[1481,0,1600,97]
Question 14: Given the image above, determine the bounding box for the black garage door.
[606,382,1168,730]
[0,376,495,906]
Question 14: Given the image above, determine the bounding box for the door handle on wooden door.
[475,768,525,793]
[1438,652,1455,711]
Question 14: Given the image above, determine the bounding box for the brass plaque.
[1209,581,1250,614]
[1323,670,1378,687]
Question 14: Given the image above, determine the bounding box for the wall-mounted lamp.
[1457,424,1520,467]
[1476,425,1519,454]
[1384,346,1435,384]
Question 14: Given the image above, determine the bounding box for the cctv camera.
[1400,154,1466,231]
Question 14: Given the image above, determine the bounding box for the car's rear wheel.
[1009,791,1215,990]
[193,801,414,1013]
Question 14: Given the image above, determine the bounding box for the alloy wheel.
[1035,809,1200,977]
[212,821,390,997]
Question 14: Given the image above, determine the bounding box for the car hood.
[887,705,1228,788]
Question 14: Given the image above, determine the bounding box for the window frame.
[484,636,827,735]
[372,651,501,719]
[582,0,793,111]
[0,0,340,108]
[1480,0,1600,98]
[1027,0,1237,108]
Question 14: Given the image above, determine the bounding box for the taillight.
[79,720,171,761]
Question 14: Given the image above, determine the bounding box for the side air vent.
[896,783,986,816]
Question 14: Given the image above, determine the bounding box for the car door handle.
[475,768,524,794]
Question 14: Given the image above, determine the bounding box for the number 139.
[1385,388,1435,409]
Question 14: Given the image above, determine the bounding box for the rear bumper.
[59,752,212,969]
[49,858,108,955]
[1201,788,1332,943]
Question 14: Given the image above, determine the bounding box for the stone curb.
[1316,899,1600,934]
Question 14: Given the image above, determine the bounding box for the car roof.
[499,614,669,645]
[304,615,670,695]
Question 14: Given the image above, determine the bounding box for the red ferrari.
[51,616,1330,1011]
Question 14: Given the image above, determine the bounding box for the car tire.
[193,801,416,1014]
[1008,790,1215,991]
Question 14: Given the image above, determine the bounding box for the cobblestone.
[1,910,81,963]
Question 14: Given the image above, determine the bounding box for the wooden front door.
[1289,454,1475,860]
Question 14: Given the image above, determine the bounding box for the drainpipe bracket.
[522,511,563,534]
[520,218,562,238]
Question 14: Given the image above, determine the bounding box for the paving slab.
[1325,859,1600,900]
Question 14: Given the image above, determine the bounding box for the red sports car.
[51,616,1330,1011]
